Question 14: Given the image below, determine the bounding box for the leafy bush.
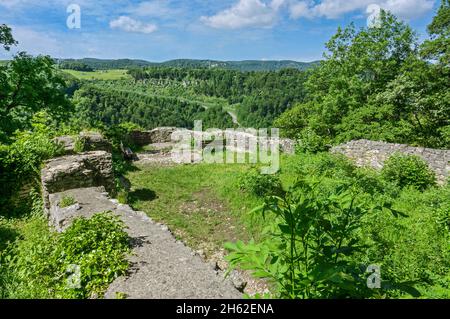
[0,215,56,298]
[361,186,450,298]
[73,136,85,153]
[381,153,437,191]
[0,212,130,298]
[298,153,356,179]
[117,190,129,204]
[296,128,331,153]
[0,131,64,216]
[55,212,130,298]
[102,122,142,152]
[229,152,450,298]
[226,179,416,298]
[238,168,283,197]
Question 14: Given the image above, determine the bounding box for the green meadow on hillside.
[62,69,131,81]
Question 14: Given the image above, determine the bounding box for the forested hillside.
[72,84,233,130]
[56,58,152,70]
[151,59,319,71]
[128,67,308,127]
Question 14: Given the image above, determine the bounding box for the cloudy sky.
[0,0,440,61]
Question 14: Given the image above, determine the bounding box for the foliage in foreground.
[0,118,65,216]
[226,153,450,299]
[238,168,283,197]
[227,180,402,298]
[381,153,437,191]
[0,212,130,299]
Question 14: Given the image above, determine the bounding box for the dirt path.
[105,200,241,299]
[49,187,241,299]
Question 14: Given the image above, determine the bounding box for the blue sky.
[0,0,441,62]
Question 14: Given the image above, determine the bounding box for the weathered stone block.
[79,131,112,152]
[129,130,153,146]
[149,127,178,143]
[41,151,115,212]
[48,187,114,232]
[54,136,76,154]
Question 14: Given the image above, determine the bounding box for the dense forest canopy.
[72,84,233,130]
[148,59,320,72]
[275,9,449,150]
[56,58,152,70]
[127,67,308,128]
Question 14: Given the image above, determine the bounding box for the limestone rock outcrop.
[54,136,76,154]
[41,151,115,212]
[54,132,112,155]
[79,131,113,152]
[129,127,177,146]
[48,187,113,232]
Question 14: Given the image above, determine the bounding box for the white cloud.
[126,0,176,18]
[109,16,157,34]
[200,0,284,29]
[382,0,435,19]
[270,0,286,10]
[289,1,313,18]
[288,0,435,20]
[202,0,435,30]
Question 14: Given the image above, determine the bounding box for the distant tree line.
[55,58,318,72]
[142,59,318,71]
[59,61,94,72]
[57,58,151,70]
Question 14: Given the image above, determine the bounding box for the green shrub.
[0,131,64,216]
[0,212,130,299]
[296,128,331,153]
[226,179,418,299]
[103,122,142,152]
[361,186,450,298]
[59,196,77,208]
[55,212,130,298]
[381,153,437,191]
[73,136,85,153]
[117,190,129,204]
[0,214,59,298]
[287,152,356,181]
[238,168,283,197]
[309,153,355,178]
[279,153,450,298]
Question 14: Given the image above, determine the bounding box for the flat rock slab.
[41,151,115,212]
[47,187,241,299]
[48,187,115,231]
[106,204,241,299]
